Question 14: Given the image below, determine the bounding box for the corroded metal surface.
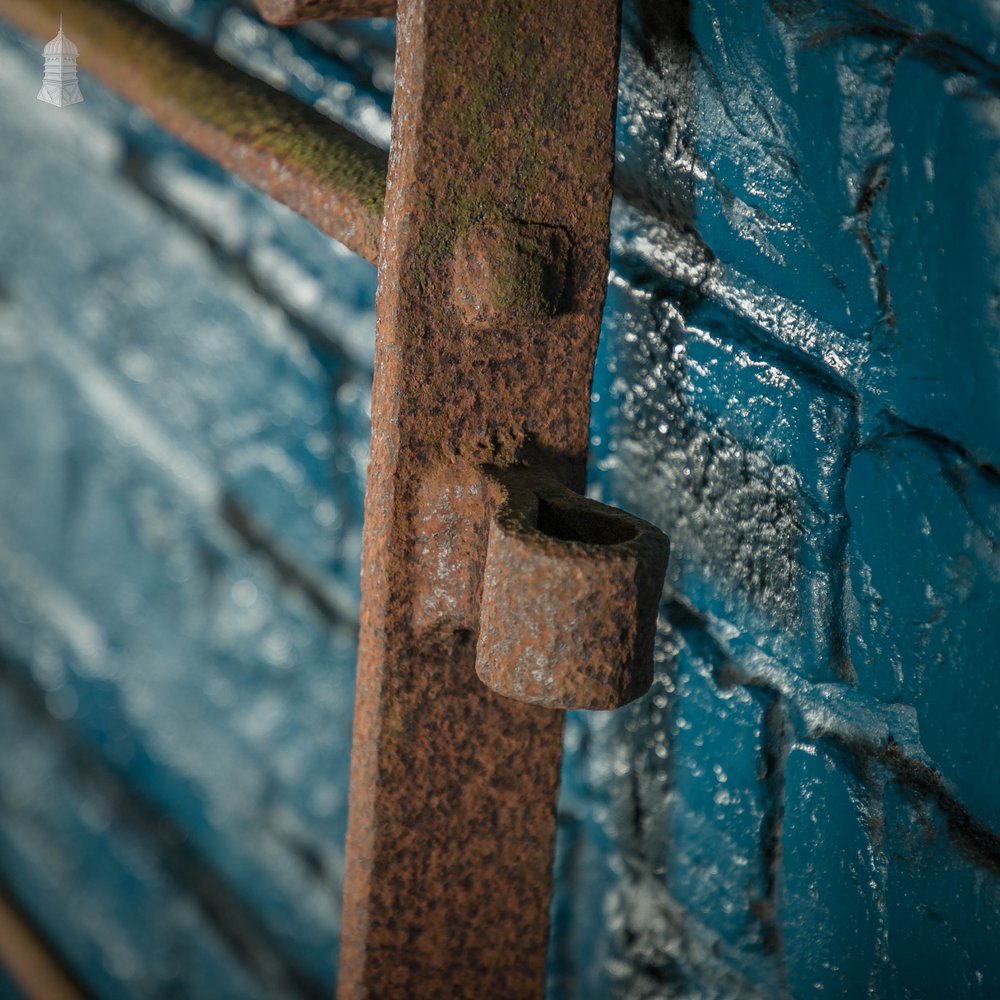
[338,0,624,996]
[0,0,387,262]
[255,0,395,27]
[477,466,669,710]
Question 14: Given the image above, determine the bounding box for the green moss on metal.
[399,3,570,316]
[405,0,606,311]
[439,3,550,223]
[1,0,386,219]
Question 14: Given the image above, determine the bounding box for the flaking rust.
[339,1,666,998]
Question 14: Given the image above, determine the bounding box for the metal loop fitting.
[476,465,669,710]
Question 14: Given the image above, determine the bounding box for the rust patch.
[451,220,571,328]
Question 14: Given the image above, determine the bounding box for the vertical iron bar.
[338,1,622,996]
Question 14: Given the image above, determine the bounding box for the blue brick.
[846,429,1000,829]
[134,144,379,369]
[0,31,370,613]
[873,780,1000,998]
[583,1,1000,993]
[779,742,880,998]
[0,677,287,999]
[829,0,1000,92]
[549,710,623,1000]
[592,269,857,680]
[690,1,892,342]
[874,53,1000,466]
[555,614,788,997]
[0,493,356,987]
[0,32,363,989]
[664,648,775,959]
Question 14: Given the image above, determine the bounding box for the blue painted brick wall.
[1,1,998,997]
[549,1,1000,998]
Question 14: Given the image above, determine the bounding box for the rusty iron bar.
[0,0,387,263]
[335,0,668,996]
[255,0,396,27]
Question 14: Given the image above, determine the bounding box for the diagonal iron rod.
[0,0,387,262]
[255,0,396,27]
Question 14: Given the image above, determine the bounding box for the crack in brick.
[664,595,1000,882]
[754,696,791,961]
